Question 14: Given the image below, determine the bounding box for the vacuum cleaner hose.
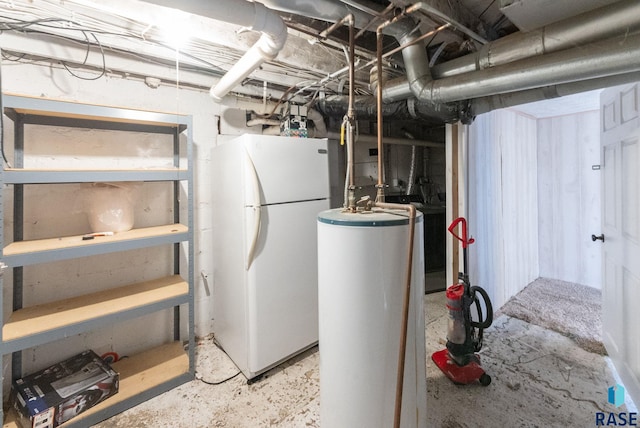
[469,286,493,330]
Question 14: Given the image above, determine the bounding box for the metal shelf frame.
[0,94,195,425]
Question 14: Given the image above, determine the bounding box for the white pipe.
[210,3,287,102]
[247,118,280,127]
[142,0,287,103]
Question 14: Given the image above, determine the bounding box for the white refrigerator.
[211,134,330,380]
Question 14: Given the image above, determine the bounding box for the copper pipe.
[292,24,449,101]
[376,27,384,201]
[382,23,450,61]
[374,202,416,428]
[355,3,395,39]
[318,14,353,39]
[347,14,355,123]
[413,1,487,44]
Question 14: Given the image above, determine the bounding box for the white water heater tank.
[317,208,426,428]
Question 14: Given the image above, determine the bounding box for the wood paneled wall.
[537,111,602,288]
[467,109,540,309]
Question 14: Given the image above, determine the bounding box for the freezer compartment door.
[245,198,329,374]
[243,135,330,205]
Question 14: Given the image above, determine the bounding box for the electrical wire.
[0,14,212,70]
[0,15,109,80]
[0,14,322,90]
[196,371,242,386]
[0,3,359,98]
[0,17,223,79]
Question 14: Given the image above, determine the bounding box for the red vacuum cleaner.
[432,217,493,386]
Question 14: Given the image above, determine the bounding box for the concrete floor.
[94,289,625,427]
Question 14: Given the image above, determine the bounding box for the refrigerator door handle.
[245,148,262,270]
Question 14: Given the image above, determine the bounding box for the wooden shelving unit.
[0,94,195,425]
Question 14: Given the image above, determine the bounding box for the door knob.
[592,234,605,242]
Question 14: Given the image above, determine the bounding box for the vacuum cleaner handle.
[448,217,475,249]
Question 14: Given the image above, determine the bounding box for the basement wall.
[467,109,540,310]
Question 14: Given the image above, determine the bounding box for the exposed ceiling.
[0,0,638,138]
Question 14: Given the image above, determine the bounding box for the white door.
[601,83,640,402]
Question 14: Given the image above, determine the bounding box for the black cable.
[60,31,106,81]
[478,0,497,20]
[197,371,241,386]
[1,50,26,61]
[0,16,108,80]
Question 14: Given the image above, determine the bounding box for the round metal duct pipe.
[470,71,640,117]
[384,0,640,103]
[421,33,640,104]
[432,0,640,79]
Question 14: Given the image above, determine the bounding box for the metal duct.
[384,0,640,103]
[142,0,287,102]
[399,29,433,109]
[432,0,640,79]
[470,71,640,118]
[420,33,640,104]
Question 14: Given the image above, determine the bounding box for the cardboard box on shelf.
[11,350,119,428]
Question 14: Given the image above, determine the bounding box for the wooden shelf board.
[78,342,190,422]
[3,224,188,256]
[3,275,188,342]
[2,342,190,428]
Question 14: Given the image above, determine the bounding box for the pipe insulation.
[142,0,287,102]
[316,95,459,122]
